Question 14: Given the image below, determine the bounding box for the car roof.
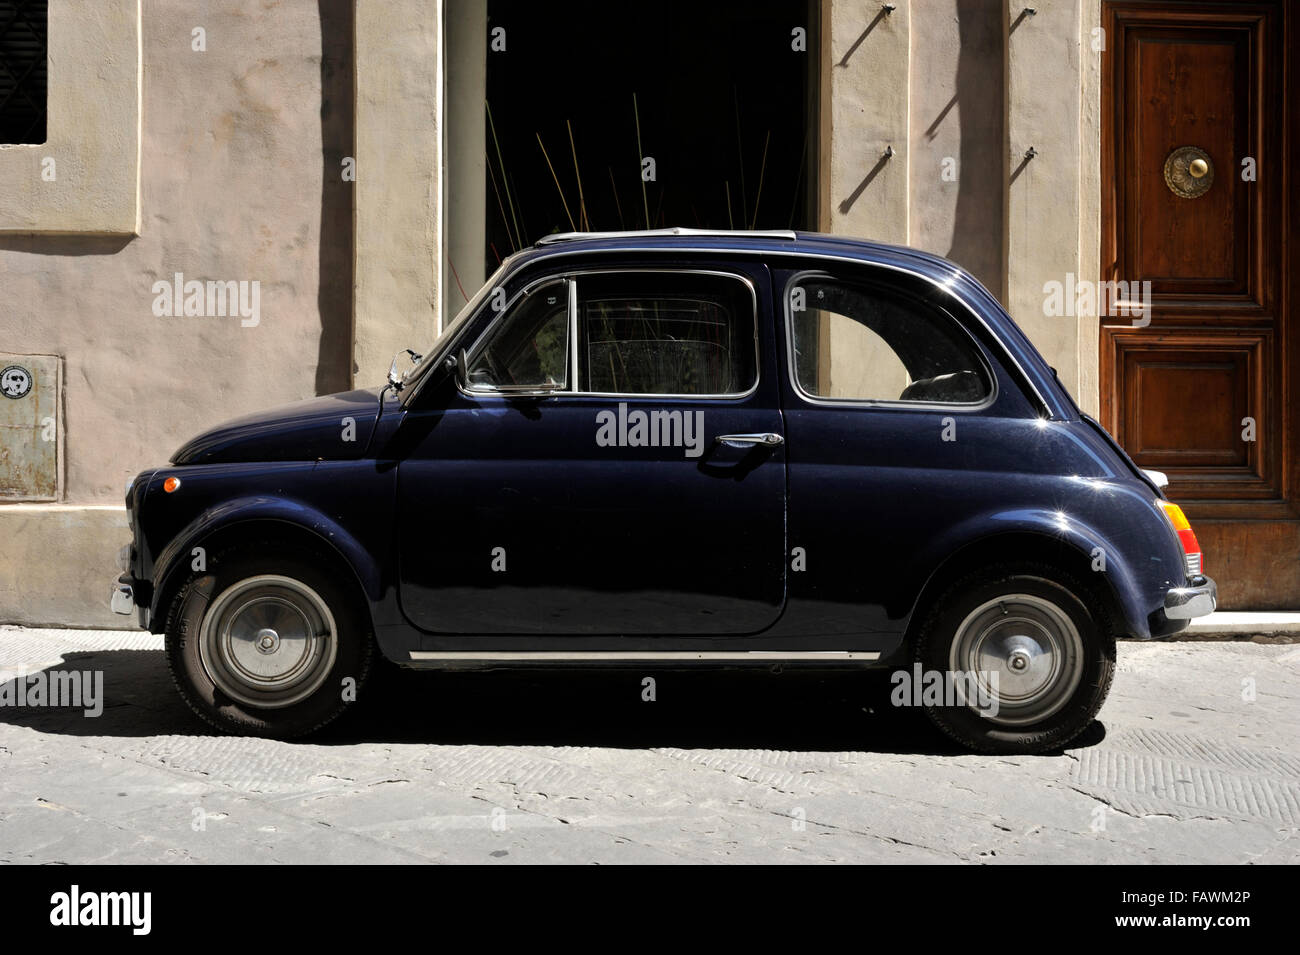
[513,228,967,284]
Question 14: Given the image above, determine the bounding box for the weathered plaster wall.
[907,0,1005,296]
[0,3,352,626]
[0,0,141,234]
[444,0,487,330]
[1078,0,1102,416]
[0,506,129,627]
[822,0,1095,409]
[1005,0,1093,405]
[820,0,910,243]
[0,2,348,503]
[352,0,443,385]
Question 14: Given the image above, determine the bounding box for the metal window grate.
[0,0,47,145]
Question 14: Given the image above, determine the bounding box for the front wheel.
[165,546,373,737]
[912,564,1115,754]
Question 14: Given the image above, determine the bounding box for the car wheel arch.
[900,527,1142,649]
[148,510,379,635]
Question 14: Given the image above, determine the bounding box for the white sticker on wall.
[1,365,32,400]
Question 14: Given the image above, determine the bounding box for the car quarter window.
[787,274,992,404]
[465,280,569,391]
[577,272,756,396]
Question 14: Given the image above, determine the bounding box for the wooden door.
[1100,0,1298,608]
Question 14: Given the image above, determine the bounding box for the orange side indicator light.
[163,476,182,494]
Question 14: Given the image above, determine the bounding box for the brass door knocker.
[1163,146,1214,199]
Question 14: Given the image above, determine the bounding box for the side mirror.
[387,348,423,392]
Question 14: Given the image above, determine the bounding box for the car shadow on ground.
[0,649,1107,756]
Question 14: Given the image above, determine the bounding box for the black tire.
[165,544,374,737]
[912,563,1115,754]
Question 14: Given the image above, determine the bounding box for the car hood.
[170,388,384,465]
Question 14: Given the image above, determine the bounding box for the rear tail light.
[1159,500,1203,577]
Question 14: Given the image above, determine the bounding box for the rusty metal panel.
[0,353,59,501]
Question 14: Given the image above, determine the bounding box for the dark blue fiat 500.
[112,229,1216,753]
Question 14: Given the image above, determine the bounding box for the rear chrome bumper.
[110,575,135,616]
[1164,575,1217,620]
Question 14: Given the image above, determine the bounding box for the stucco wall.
[352,0,443,386]
[819,0,910,243]
[1078,0,1102,416]
[0,0,141,234]
[0,3,352,627]
[0,505,130,628]
[907,0,1005,297]
[821,0,1095,408]
[0,2,351,504]
[1005,0,1086,403]
[444,0,487,331]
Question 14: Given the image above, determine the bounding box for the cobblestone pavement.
[0,627,1296,864]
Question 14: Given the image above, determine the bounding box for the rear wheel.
[165,546,373,737]
[913,564,1115,754]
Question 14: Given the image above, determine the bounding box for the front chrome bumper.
[1164,574,1217,620]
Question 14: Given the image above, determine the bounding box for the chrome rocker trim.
[408,650,882,663]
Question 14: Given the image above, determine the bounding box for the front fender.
[148,495,383,625]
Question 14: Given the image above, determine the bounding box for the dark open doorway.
[482,0,815,272]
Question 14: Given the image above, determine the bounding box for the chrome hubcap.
[949,593,1084,726]
[199,575,337,709]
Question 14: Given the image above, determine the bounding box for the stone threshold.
[1175,612,1300,643]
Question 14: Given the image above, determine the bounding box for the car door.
[395,262,787,636]
[775,265,1039,644]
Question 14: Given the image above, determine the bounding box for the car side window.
[788,275,991,404]
[466,281,569,391]
[577,272,756,396]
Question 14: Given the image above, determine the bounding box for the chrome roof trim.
[535,227,798,246]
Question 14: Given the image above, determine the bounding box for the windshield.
[401,259,513,389]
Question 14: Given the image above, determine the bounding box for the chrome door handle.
[714,432,784,448]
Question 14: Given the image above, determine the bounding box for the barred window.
[0,0,47,145]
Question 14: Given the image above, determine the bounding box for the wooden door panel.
[1101,1,1296,608]
[1196,523,1300,606]
[1108,330,1272,495]
[1128,355,1245,463]
[1129,30,1247,291]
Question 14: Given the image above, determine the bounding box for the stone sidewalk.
[0,626,1297,864]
